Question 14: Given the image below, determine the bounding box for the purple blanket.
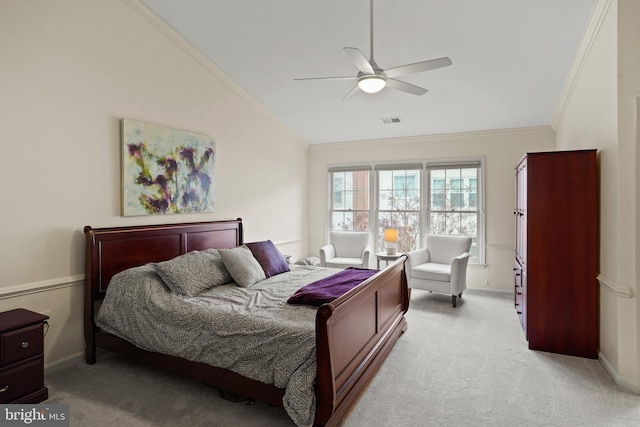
[287,268,379,306]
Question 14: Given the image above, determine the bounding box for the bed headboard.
[84,218,243,301]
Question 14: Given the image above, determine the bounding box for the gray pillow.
[155,250,231,296]
[219,245,266,288]
[202,248,233,285]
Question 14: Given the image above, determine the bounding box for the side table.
[376,252,404,269]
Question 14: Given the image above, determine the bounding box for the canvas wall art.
[122,119,216,216]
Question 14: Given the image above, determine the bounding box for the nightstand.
[0,308,49,404]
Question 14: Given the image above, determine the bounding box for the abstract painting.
[121,119,216,216]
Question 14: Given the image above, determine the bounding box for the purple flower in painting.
[197,171,211,195]
[143,196,169,214]
[155,174,166,188]
[128,143,144,160]
[180,147,196,169]
[165,157,178,174]
[182,189,199,208]
[202,147,213,163]
[136,175,152,186]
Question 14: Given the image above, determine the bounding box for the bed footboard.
[314,256,409,426]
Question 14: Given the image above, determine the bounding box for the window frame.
[425,159,485,265]
[328,166,372,233]
[374,164,423,254]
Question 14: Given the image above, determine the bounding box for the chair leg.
[452,295,457,307]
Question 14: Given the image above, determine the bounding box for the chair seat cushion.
[326,257,363,268]
[411,262,451,282]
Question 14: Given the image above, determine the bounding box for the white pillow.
[219,245,266,287]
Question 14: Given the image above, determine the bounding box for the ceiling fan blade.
[384,57,452,78]
[343,47,375,74]
[386,79,428,96]
[342,85,362,100]
[294,76,356,81]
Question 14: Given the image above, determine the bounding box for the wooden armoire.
[513,149,598,359]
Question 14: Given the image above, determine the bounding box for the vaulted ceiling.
[140,0,597,144]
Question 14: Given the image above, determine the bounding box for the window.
[376,165,422,253]
[427,162,483,263]
[327,159,484,265]
[329,167,370,231]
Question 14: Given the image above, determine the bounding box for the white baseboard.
[599,352,640,394]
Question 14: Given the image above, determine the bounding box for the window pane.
[352,212,369,231]
[433,178,445,191]
[332,176,344,207]
[378,189,393,210]
[451,193,463,209]
[430,212,447,234]
[330,170,370,231]
[432,193,446,210]
[332,211,352,230]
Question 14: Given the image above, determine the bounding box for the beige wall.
[554,0,640,391]
[0,0,308,368]
[618,0,640,391]
[307,127,555,291]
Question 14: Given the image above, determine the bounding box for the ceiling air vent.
[381,116,401,124]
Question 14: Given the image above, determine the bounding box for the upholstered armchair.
[406,235,472,307]
[319,231,371,269]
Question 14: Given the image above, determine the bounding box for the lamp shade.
[383,228,399,243]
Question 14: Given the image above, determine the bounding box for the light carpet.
[45,289,640,426]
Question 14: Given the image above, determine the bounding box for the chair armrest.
[450,252,470,286]
[319,244,335,267]
[406,248,429,270]
[362,247,371,268]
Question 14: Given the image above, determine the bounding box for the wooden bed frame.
[84,219,409,426]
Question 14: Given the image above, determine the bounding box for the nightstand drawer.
[1,324,43,366]
[0,357,44,404]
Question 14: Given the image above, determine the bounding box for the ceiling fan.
[294,0,452,100]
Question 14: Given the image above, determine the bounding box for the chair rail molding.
[597,274,634,298]
[0,275,84,300]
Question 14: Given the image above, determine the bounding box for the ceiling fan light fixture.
[358,75,386,93]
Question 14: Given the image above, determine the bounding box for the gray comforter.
[97,264,340,427]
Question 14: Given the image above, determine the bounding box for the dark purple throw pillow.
[245,240,290,278]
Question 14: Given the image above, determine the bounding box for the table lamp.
[383,228,399,255]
